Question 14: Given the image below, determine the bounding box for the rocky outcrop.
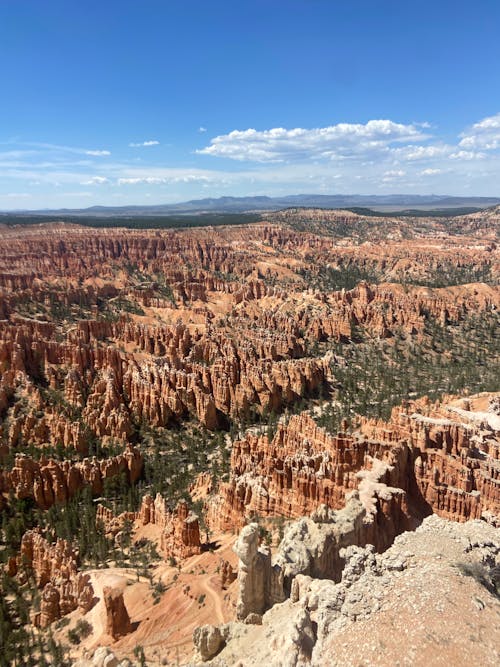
[11,530,95,627]
[95,504,136,538]
[92,493,203,560]
[205,392,500,637]
[193,625,225,662]
[233,454,414,624]
[233,523,272,620]
[1,222,497,445]
[195,514,500,666]
[72,646,129,667]
[211,393,500,532]
[103,586,132,640]
[360,392,500,522]
[219,559,237,588]
[0,445,143,509]
[138,494,202,559]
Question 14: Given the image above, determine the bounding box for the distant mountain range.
[2,194,500,217]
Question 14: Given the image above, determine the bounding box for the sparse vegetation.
[456,561,500,599]
[315,310,499,431]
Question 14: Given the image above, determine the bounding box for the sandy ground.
[56,530,238,666]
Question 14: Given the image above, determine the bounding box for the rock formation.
[210,393,500,532]
[219,559,237,588]
[137,493,202,558]
[194,514,500,666]
[0,444,143,509]
[0,215,499,664]
[94,493,203,558]
[1,221,497,447]
[103,586,132,640]
[233,523,272,620]
[72,646,128,667]
[10,530,95,627]
[232,449,414,624]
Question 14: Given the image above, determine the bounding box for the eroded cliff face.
[360,392,500,522]
[195,515,500,666]
[0,444,142,509]
[9,530,95,627]
[95,492,202,559]
[208,393,499,533]
[0,218,498,665]
[193,392,500,663]
[103,587,132,640]
[138,494,202,559]
[229,432,419,625]
[0,222,498,451]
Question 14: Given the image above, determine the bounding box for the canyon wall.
[9,530,95,627]
[0,444,142,509]
[209,393,500,532]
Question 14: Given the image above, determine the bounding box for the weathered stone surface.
[0,445,143,509]
[14,530,95,627]
[103,586,132,640]
[138,494,202,559]
[233,523,272,620]
[197,514,500,666]
[1,221,496,447]
[219,558,237,588]
[1,215,499,665]
[211,393,499,532]
[193,625,225,661]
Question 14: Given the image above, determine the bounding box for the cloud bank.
[129,140,160,147]
[197,120,429,162]
[1,114,500,208]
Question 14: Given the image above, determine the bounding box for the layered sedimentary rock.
[196,514,500,666]
[138,494,202,559]
[10,530,95,627]
[0,444,143,509]
[196,390,500,659]
[0,218,498,664]
[0,221,497,449]
[233,524,272,620]
[94,493,202,559]
[103,586,132,640]
[211,393,500,533]
[360,393,500,522]
[95,504,136,538]
[233,443,414,624]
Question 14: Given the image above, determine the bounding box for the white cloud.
[80,176,109,185]
[85,149,111,156]
[118,177,165,185]
[198,127,207,133]
[395,144,451,161]
[420,168,442,175]
[449,149,486,160]
[2,114,500,207]
[382,169,406,182]
[129,140,160,147]
[197,120,429,162]
[118,173,212,185]
[459,113,500,150]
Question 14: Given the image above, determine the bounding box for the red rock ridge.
[138,494,202,559]
[9,530,95,627]
[209,393,499,531]
[0,444,143,509]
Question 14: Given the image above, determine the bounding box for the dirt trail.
[199,574,225,624]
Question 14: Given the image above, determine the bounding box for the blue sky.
[1,0,500,209]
